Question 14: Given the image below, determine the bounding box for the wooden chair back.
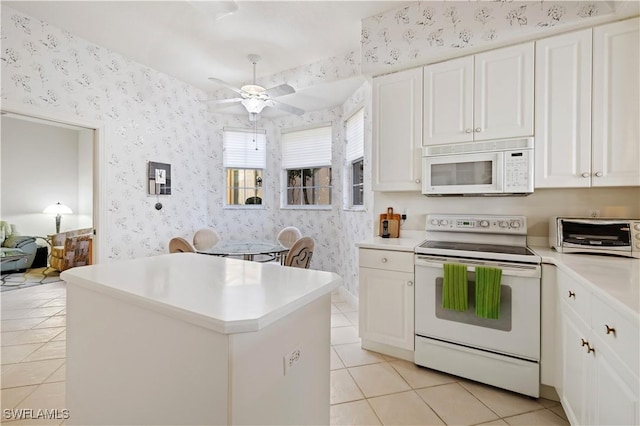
[284,237,314,269]
[169,237,195,253]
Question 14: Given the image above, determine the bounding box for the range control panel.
[426,214,527,234]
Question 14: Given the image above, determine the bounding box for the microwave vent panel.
[424,138,534,157]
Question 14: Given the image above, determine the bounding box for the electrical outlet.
[589,210,600,218]
[283,347,301,376]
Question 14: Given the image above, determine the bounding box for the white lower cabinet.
[557,269,639,426]
[358,248,414,361]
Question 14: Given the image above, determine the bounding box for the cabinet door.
[535,30,592,188]
[591,334,639,426]
[372,68,423,191]
[474,42,534,141]
[359,268,414,350]
[592,18,640,187]
[559,301,591,426]
[423,56,474,146]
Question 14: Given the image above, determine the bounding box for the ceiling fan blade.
[264,84,295,98]
[267,100,305,116]
[208,97,243,105]
[208,77,243,95]
[202,98,242,110]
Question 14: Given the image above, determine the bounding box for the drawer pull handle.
[568,291,576,298]
[581,338,588,347]
[587,344,596,355]
[581,172,590,178]
[407,281,413,286]
[605,325,616,336]
[381,258,388,263]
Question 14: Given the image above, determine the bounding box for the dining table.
[197,240,288,262]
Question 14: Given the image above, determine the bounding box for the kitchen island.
[61,253,341,425]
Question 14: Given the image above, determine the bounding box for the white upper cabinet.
[423,42,534,146]
[592,18,640,187]
[372,68,423,191]
[474,42,534,141]
[536,18,640,189]
[423,56,474,145]
[535,29,592,188]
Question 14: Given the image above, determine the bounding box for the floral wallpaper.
[1,6,210,262]
[1,6,371,295]
[361,1,626,75]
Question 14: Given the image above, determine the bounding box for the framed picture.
[148,161,171,195]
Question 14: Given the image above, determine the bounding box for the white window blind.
[223,128,266,169]
[282,125,332,169]
[345,108,364,163]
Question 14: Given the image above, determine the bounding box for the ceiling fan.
[207,54,305,122]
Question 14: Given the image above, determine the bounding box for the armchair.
[1,221,37,273]
[50,228,93,271]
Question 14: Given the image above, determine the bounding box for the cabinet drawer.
[591,295,640,376]
[359,249,414,273]
[557,269,591,323]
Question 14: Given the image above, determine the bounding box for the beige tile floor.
[1,282,568,425]
[328,291,569,426]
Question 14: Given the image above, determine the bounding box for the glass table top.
[198,241,287,257]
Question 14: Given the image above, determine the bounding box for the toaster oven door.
[560,219,632,248]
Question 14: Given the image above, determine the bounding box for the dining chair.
[193,228,221,251]
[277,226,302,248]
[271,226,302,264]
[169,237,195,253]
[283,237,314,269]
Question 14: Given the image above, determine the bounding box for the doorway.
[0,106,104,265]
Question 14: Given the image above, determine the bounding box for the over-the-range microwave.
[422,138,534,196]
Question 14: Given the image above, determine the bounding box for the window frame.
[343,107,365,211]
[222,127,266,209]
[281,124,333,210]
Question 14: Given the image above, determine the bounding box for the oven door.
[415,254,540,361]
[421,151,503,195]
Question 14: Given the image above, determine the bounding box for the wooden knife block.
[379,208,400,238]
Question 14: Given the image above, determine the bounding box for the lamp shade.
[43,202,72,215]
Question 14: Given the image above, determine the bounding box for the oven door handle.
[415,255,541,278]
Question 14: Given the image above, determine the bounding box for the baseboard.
[336,286,358,307]
[539,384,560,401]
[361,339,414,362]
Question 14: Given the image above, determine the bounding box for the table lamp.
[43,202,72,233]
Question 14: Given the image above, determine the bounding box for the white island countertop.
[61,253,342,334]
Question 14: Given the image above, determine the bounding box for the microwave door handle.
[495,152,504,192]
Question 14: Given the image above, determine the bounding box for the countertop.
[532,246,640,320]
[61,253,342,334]
[356,230,425,252]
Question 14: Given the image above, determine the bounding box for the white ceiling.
[5,1,410,116]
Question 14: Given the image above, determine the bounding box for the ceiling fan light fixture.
[240,84,265,95]
[241,98,267,114]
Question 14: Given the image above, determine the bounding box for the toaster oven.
[549,217,640,258]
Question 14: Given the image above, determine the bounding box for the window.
[282,125,332,207]
[345,108,364,207]
[223,128,266,206]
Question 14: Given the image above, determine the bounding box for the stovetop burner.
[418,241,537,257]
[416,214,541,264]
